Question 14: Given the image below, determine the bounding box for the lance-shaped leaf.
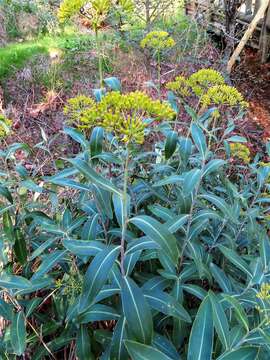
[68,158,122,196]
[104,76,121,91]
[188,296,213,360]
[11,311,26,356]
[110,317,129,360]
[209,291,230,350]
[165,131,178,159]
[183,168,201,194]
[126,236,160,256]
[218,245,252,278]
[217,347,258,360]
[63,239,105,257]
[129,216,179,263]
[204,159,226,176]
[90,126,104,158]
[0,274,32,290]
[31,250,67,281]
[76,325,94,360]
[144,290,191,323]
[121,276,153,345]
[153,333,180,360]
[113,193,131,228]
[222,295,249,332]
[79,246,120,313]
[78,304,120,323]
[191,123,207,159]
[64,127,89,149]
[124,340,173,360]
[210,263,232,293]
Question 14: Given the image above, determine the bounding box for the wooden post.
[227,0,270,73]
[259,2,270,62]
[254,0,262,15]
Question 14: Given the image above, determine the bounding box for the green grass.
[0,31,96,81]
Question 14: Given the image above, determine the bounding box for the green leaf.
[31,250,67,281]
[3,211,15,244]
[129,215,179,263]
[121,276,153,344]
[64,127,89,149]
[182,284,207,300]
[63,239,105,257]
[0,299,13,320]
[209,291,230,350]
[188,296,213,360]
[14,229,27,266]
[218,245,252,278]
[144,290,191,323]
[79,246,120,313]
[183,169,201,194]
[217,347,258,360]
[113,193,130,227]
[200,194,232,219]
[166,214,189,233]
[92,185,113,219]
[11,311,26,356]
[222,295,249,332]
[153,334,180,360]
[69,157,122,196]
[90,126,104,158]
[191,123,207,159]
[226,135,247,143]
[104,77,121,91]
[126,237,160,255]
[0,185,13,203]
[260,234,270,271]
[124,340,173,360]
[110,317,129,360]
[76,325,94,360]
[0,274,31,290]
[210,263,232,293]
[79,304,120,323]
[204,159,226,176]
[165,131,178,160]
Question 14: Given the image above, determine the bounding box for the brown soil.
[232,48,270,141]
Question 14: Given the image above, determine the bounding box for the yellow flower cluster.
[64,91,176,144]
[229,143,251,164]
[166,69,225,98]
[64,95,95,124]
[201,85,248,108]
[166,75,190,97]
[257,283,270,300]
[188,69,225,96]
[58,0,86,23]
[0,114,12,138]
[56,276,82,300]
[140,31,175,50]
[58,0,111,29]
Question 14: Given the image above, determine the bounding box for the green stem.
[95,28,103,87]
[120,148,130,276]
[157,50,161,98]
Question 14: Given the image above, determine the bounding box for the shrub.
[1,77,270,359]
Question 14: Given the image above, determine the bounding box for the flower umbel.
[201,85,248,108]
[188,69,225,96]
[229,143,251,164]
[0,114,12,138]
[140,31,175,51]
[64,91,176,144]
[166,75,191,97]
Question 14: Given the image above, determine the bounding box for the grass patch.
[0,31,97,81]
